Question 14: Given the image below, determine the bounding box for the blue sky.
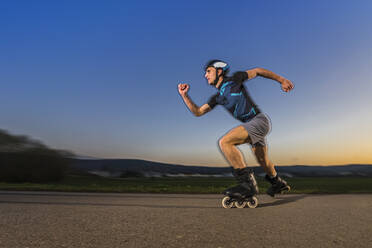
[1,0,372,166]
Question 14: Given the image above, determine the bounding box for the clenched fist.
[280,78,294,93]
[178,83,190,96]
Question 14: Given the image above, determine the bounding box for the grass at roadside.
[1,175,372,194]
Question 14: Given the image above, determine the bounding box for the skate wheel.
[234,200,246,208]
[222,196,234,209]
[247,196,258,208]
[280,186,291,194]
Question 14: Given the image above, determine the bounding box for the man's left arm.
[245,68,294,92]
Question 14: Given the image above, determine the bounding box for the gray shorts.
[241,113,271,147]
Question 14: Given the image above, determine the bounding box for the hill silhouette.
[0,129,72,182]
[71,158,372,177]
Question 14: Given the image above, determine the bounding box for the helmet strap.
[213,69,222,85]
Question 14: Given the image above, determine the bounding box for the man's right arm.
[245,68,294,92]
[178,83,212,117]
[181,94,212,117]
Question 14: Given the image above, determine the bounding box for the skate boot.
[222,168,259,209]
[265,174,291,197]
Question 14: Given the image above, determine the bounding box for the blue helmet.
[205,59,229,74]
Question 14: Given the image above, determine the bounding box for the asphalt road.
[0,191,371,248]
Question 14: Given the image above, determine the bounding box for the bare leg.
[252,145,291,196]
[251,145,276,177]
[218,126,251,169]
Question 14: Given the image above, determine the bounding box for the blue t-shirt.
[207,71,261,122]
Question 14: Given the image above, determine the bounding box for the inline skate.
[222,167,259,209]
[265,174,291,197]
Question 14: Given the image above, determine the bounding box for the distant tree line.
[120,170,143,178]
[0,129,72,183]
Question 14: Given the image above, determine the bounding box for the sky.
[1,0,372,166]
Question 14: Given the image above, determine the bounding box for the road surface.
[0,191,371,248]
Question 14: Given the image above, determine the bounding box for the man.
[178,60,294,198]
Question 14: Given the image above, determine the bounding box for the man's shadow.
[258,194,308,208]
